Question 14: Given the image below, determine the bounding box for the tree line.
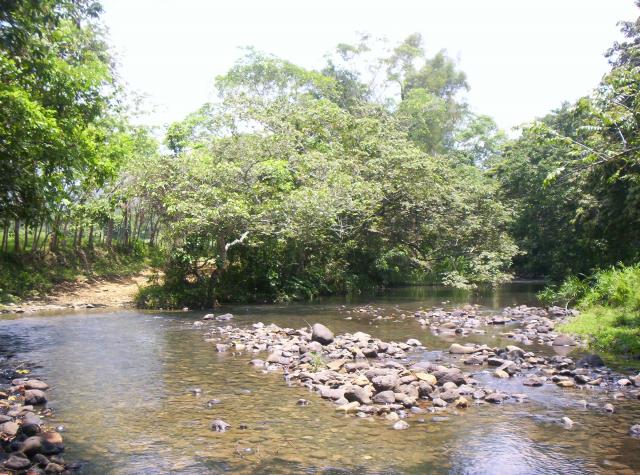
[2,0,640,309]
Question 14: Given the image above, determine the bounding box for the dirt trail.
[1,270,153,314]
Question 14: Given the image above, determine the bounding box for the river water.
[1,284,640,474]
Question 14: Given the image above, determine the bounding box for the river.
[1,284,639,474]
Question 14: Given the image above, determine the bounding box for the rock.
[406,338,422,346]
[344,386,372,405]
[206,399,222,407]
[494,369,510,379]
[552,335,576,346]
[311,323,334,345]
[335,401,360,413]
[618,378,632,386]
[297,399,310,406]
[249,359,265,367]
[630,424,640,436]
[210,419,231,432]
[604,403,615,413]
[25,380,49,390]
[215,344,229,352]
[0,421,19,436]
[326,359,347,371]
[463,355,485,365]
[202,313,215,320]
[319,386,344,400]
[455,397,469,408]
[576,354,605,368]
[414,372,437,385]
[24,389,47,405]
[216,313,234,321]
[266,353,292,365]
[449,343,477,354]
[556,380,576,388]
[561,416,574,429]
[372,390,396,404]
[385,412,399,422]
[4,454,31,470]
[44,462,65,473]
[523,377,544,387]
[485,392,508,404]
[393,420,409,430]
[372,374,399,392]
[32,454,50,466]
[432,398,447,407]
[20,434,63,456]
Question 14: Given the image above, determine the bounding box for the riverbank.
[0,271,152,315]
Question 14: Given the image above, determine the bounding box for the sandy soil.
[1,271,153,314]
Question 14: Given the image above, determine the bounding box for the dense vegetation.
[540,265,640,356]
[1,0,639,359]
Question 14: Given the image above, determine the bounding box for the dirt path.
[1,270,153,314]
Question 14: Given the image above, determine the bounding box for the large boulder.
[311,324,334,345]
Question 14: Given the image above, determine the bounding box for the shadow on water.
[0,283,639,474]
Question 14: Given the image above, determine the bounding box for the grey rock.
[552,335,576,346]
[311,323,334,345]
[211,419,231,432]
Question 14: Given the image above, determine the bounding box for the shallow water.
[1,284,640,474]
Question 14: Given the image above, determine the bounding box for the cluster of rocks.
[412,305,582,347]
[339,305,408,322]
[0,371,72,474]
[205,322,525,430]
[497,306,581,347]
[448,342,640,397]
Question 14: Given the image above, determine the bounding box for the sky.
[101,0,638,132]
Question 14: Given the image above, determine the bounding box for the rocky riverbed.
[202,306,640,435]
[0,359,73,474]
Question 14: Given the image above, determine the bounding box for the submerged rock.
[210,419,231,432]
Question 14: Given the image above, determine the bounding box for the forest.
[2,1,640,353]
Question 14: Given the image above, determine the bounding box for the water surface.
[1,285,639,474]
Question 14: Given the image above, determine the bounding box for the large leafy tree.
[0,0,116,242]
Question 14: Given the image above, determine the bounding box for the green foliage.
[545,264,640,356]
[129,46,516,308]
[493,7,640,279]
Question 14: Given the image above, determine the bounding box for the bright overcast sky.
[102,0,638,131]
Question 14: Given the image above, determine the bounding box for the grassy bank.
[0,245,156,304]
[540,264,640,357]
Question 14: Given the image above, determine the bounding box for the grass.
[542,263,640,357]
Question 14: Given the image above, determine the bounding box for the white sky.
[102,0,638,131]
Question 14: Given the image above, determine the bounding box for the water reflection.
[0,284,638,474]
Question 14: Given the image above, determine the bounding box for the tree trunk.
[14,220,20,252]
[33,220,43,252]
[23,223,28,250]
[106,219,114,248]
[87,225,94,249]
[1,219,8,252]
